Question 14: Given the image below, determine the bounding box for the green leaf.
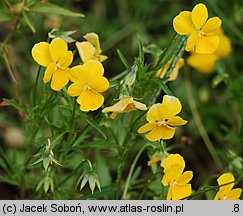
[0,11,11,23]
[22,12,36,33]
[117,49,131,70]
[29,2,85,17]
[2,98,25,112]
[84,116,107,139]
[151,79,173,96]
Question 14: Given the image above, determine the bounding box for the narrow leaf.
[152,79,174,96]
[117,49,131,70]
[84,117,107,139]
[3,99,25,112]
[29,2,85,17]
[22,12,36,33]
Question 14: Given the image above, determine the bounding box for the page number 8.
[233,204,239,213]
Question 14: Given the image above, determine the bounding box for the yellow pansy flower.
[138,95,187,141]
[173,3,222,54]
[102,97,147,119]
[32,38,73,91]
[76,32,107,63]
[214,173,242,200]
[67,60,109,112]
[161,154,193,200]
[156,58,184,81]
[187,31,232,73]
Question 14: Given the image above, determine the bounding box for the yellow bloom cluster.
[173,3,222,54]
[161,154,193,200]
[32,33,109,111]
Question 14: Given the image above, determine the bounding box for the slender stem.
[115,135,133,199]
[122,143,149,199]
[1,19,21,46]
[185,74,223,170]
[4,0,12,11]
[1,47,19,99]
[32,66,42,107]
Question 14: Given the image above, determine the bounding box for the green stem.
[32,66,42,107]
[185,74,223,171]
[122,143,149,199]
[115,135,133,199]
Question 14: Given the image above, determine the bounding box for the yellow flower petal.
[185,30,199,52]
[137,122,157,134]
[167,116,187,126]
[133,100,148,111]
[147,104,170,122]
[103,97,147,119]
[214,189,224,200]
[69,65,83,83]
[146,125,175,141]
[176,171,193,185]
[83,60,105,78]
[166,183,172,200]
[173,11,195,35]
[187,53,218,73]
[172,184,192,200]
[195,35,219,54]
[162,154,185,171]
[77,89,104,111]
[102,98,133,113]
[110,112,118,119]
[147,156,161,166]
[146,104,161,122]
[202,17,222,36]
[225,188,242,200]
[96,54,108,62]
[162,164,184,186]
[70,61,105,86]
[76,41,96,63]
[216,34,232,58]
[88,76,109,93]
[58,51,73,69]
[31,42,52,67]
[49,38,68,62]
[217,173,235,193]
[191,3,208,30]
[50,68,70,91]
[67,83,84,97]
[84,32,102,55]
[162,95,182,116]
[43,62,55,83]
[156,58,184,81]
